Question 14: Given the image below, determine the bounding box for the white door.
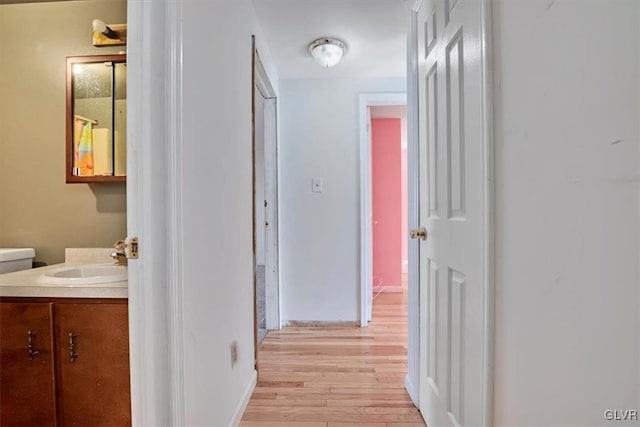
[264,97,280,330]
[416,0,491,425]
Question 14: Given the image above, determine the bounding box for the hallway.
[240,286,425,426]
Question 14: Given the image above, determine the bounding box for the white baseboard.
[405,373,418,406]
[406,374,427,425]
[229,369,257,427]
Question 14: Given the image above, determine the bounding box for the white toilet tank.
[0,248,36,274]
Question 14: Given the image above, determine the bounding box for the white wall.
[492,1,640,425]
[279,78,405,322]
[180,0,278,424]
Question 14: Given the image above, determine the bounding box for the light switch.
[312,177,323,193]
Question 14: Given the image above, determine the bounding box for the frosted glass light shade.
[92,19,107,33]
[308,38,346,67]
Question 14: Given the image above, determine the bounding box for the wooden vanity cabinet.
[0,303,56,427]
[55,302,131,426]
[0,299,130,426]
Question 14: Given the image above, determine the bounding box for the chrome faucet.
[111,240,128,266]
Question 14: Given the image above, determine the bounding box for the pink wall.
[371,118,402,288]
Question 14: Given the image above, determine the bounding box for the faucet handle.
[113,240,126,253]
[111,240,128,266]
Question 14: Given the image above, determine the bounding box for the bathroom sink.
[38,263,127,286]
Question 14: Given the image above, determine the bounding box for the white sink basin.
[38,263,127,286]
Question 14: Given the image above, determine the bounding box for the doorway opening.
[358,93,407,327]
[255,83,268,346]
[252,44,280,362]
[358,93,420,409]
[370,105,409,301]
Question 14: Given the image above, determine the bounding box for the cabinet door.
[0,302,56,427]
[55,302,131,426]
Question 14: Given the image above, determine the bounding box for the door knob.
[410,227,427,240]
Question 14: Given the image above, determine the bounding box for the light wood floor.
[240,286,426,427]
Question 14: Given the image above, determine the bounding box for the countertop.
[0,248,128,299]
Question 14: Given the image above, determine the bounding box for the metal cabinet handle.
[27,330,39,360]
[69,333,79,363]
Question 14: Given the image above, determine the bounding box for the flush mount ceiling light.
[308,37,346,68]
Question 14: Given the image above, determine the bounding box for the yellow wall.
[0,0,127,265]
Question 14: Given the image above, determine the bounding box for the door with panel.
[263,97,280,330]
[415,0,491,425]
[0,302,56,426]
[55,302,131,426]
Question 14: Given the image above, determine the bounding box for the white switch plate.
[312,177,323,193]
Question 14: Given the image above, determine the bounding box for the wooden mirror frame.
[66,54,127,183]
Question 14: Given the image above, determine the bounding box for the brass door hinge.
[126,237,139,259]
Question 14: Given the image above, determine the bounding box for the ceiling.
[2,0,407,79]
[252,0,407,79]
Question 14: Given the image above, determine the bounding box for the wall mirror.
[66,54,126,183]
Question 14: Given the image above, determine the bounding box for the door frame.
[360,92,417,406]
[127,0,185,425]
[405,0,421,407]
[409,0,495,424]
[254,48,280,331]
[252,42,280,371]
[358,93,407,329]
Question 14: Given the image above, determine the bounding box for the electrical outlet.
[230,341,238,367]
